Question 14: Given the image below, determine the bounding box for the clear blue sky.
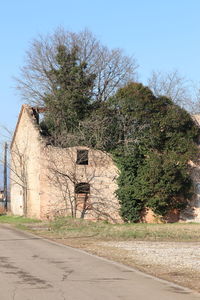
[0,0,200,134]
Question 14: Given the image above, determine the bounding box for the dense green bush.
[112,83,199,222]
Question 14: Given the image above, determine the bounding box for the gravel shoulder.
[99,241,200,292]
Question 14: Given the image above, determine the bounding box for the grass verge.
[0,215,40,225]
[46,216,200,242]
[1,215,200,242]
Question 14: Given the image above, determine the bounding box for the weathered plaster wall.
[10,106,41,218]
[10,105,121,222]
[180,160,200,222]
[39,146,122,222]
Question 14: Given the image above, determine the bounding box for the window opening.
[76,150,88,165]
[75,183,90,194]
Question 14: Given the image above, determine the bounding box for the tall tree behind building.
[15,28,138,106]
[40,44,96,145]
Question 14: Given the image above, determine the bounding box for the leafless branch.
[148,70,194,110]
[15,28,138,105]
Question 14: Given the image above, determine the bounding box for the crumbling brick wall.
[10,105,122,222]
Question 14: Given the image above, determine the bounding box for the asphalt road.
[0,225,199,300]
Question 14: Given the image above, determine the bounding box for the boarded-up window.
[75,183,90,194]
[76,150,88,165]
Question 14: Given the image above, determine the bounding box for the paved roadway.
[0,225,199,300]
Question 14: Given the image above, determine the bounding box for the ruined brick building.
[10,105,121,222]
[10,105,200,222]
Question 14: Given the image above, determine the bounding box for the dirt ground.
[40,236,200,293]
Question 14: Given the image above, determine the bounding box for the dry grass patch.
[43,217,200,242]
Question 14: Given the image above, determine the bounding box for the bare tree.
[189,83,200,114]
[45,146,120,222]
[15,28,138,105]
[0,127,29,216]
[47,148,89,219]
[10,141,29,216]
[148,70,193,109]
